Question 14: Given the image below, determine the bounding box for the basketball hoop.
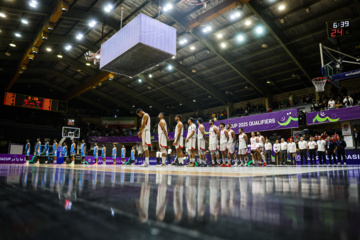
[312,77,328,92]
[68,132,75,141]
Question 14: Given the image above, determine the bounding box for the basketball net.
[312,77,327,92]
[69,132,75,141]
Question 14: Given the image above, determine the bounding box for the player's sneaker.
[140,161,149,167]
[177,163,184,167]
[344,163,347,166]
[234,162,239,167]
[93,162,98,166]
[160,163,167,167]
[44,161,48,164]
[220,163,226,167]
[186,163,195,167]
[215,163,220,167]
[24,161,29,166]
[69,162,75,167]
[338,162,341,166]
[226,163,232,167]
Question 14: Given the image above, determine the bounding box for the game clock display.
[3,92,67,113]
[326,19,351,38]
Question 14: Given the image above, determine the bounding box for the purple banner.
[0,154,26,164]
[90,109,299,143]
[306,106,360,125]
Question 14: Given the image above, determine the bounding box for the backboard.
[62,127,80,139]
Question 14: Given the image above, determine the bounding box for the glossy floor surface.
[1,164,360,240]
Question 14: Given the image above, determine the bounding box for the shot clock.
[3,92,67,113]
[326,19,351,38]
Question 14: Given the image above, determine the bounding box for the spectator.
[289,93,294,107]
[328,97,335,109]
[335,100,343,109]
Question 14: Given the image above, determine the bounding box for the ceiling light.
[132,104,135,108]
[21,19,29,24]
[245,20,252,26]
[148,74,153,78]
[147,86,151,89]
[138,78,142,83]
[57,54,63,58]
[89,20,97,28]
[46,47,52,52]
[220,42,227,48]
[179,103,182,106]
[9,43,16,47]
[217,33,223,39]
[237,34,245,42]
[167,65,173,71]
[202,25,212,33]
[15,32,21,38]
[171,56,175,59]
[193,99,196,102]
[86,62,91,66]
[163,3,173,12]
[255,26,264,34]
[305,7,310,13]
[267,80,271,84]
[179,38,188,45]
[65,44,72,51]
[279,18,285,24]
[262,43,268,48]
[278,4,285,11]
[5,51,11,56]
[149,106,152,109]
[104,3,114,13]
[76,33,84,40]
[190,46,195,51]
[29,0,38,8]
[230,11,242,20]
[0,12,6,18]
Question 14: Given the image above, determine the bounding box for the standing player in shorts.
[93,143,99,166]
[35,138,41,165]
[158,112,170,167]
[185,117,197,167]
[80,140,86,164]
[238,129,248,166]
[24,139,31,166]
[173,114,184,166]
[257,131,265,161]
[121,145,127,164]
[69,140,76,166]
[219,123,229,167]
[130,146,136,165]
[62,143,68,164]
[44,139,49,164]
[226,124,236,166]
[197,118,207,167]
[101,145,106,165]
[52,139,58,165]
[208,119,220,167]
[136,109,151,167]
[112,144,117,165]
[250,132,257,163]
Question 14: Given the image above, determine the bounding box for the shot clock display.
[3,92,67,113]
[326,19,351,38]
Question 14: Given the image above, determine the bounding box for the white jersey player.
[208,119,220,167]
[226,124,236,165]
[158,112,170,167]
[238,128,248,166]
[173,114,184,166]
[136,108,151,167]
[257,131,266,161]
[197,118,207,167]
[219,123,230,167]
[185,117,197,167]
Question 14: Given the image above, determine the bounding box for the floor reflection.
[0,165,359,239]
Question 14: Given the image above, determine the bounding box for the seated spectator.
[328,97,335,109]
[335,100,343,109]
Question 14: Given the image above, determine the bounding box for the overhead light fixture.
[202,25,212,33]
[61,2,69,12]
[41,32,49,40]
[21,19,29,24]
[89,20,97,28]
[76,33,84,40]
[65,44,72,51]
[163,3,173,12]
[108,74,114,80]
[267,80,271,84]
[32,47,38,54]
[179,103,182,106]
[46,47,52,52]
[47,23,54,31]
[237,34,245,42]
[190,46,195,51]
[104,3,114,13]
[5,51,11,56]
[149,106,152,109]
[279,18,285,24]
[262,43,268,48]
[255,26,264,34]
[29,0,38,8]
[57,53,63,58]
[305,7,310,13]
[167,64,173,71]
[148,74,153,78]
[148,86,151,89]
[171,56,176,59]
[28,54,34,60]
[21,65,27,70]
[193,99,196,102]
[86,62,91,66]
[278,4,285,11]
[9,42,16,47]
[245,20,252,26]
[132,104,135,108]
[19,70,24,74]
[230,10,242,20]
[0,12,6,18]
[15,32,21,38]
[216,33,223,39]
[220,42,227,49]
[179,38,188,45]
[138,78,142,83]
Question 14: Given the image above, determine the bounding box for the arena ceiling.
[0,0,359,116]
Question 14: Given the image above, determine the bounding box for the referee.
[298,137,308,165]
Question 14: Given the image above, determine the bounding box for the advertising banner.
[307,106,360,125]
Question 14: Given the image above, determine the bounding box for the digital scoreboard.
[326,19,351,38]
[4,92,67,113]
